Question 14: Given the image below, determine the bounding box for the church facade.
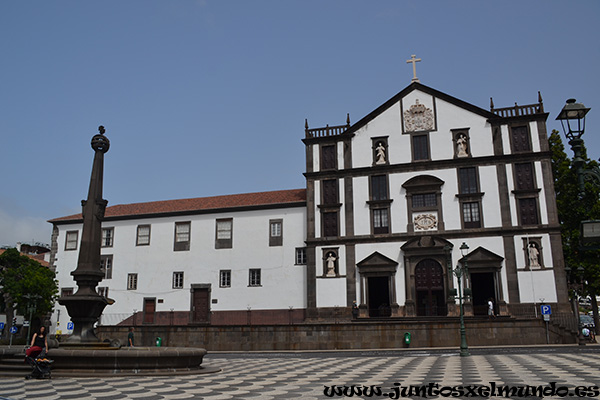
[48,81,569,332]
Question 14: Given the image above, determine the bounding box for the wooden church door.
[415,259,446,316]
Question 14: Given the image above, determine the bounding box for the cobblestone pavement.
[1,347,599,399]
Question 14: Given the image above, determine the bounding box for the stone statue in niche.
[528,242,540,268]
[456,134,469,158]
[404,99,434,132]
[325,252,337,277]
[375,142,386,164]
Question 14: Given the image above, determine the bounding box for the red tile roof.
[49,188,307,223]
[0,249,50,267]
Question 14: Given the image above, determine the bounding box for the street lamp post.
[565,266,587,346]
[556,98,600,193]
[445,243,470,357]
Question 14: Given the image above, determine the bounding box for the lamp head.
[556,98,590,141]
[459,242,469,257]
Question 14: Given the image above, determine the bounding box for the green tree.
[549,129,600,333]
[0,248,59,330]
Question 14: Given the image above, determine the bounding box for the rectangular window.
[412,193,437,208]
[65,231,78,251]
[127,273,138,290]
[371,175,388,201]
[136,225,151,246]
[173,221,192,251]
[322,212,338,237]
[172,272,184,289]
[322,179,338,205]
[462,202,481,228]
[413,134,429,160]
[215,218,233,249]
[295,247,307,265]
[249,269,262,287]
[373,208,390,234]
[101,227,114,248]
[321,144,337,170]
[174,222,191,251]
[98,287,109,297]
[459,167,478,194]
[514,163,535,190]
[519,198,539,225]
[269,219,283,246]
[100,255,113,279]
[61,288,73,297]
[511,126,531,153]
[219,270,231,288]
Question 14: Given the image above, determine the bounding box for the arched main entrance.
[415,259,447,316]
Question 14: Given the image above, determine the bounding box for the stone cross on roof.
[406,54,421,83]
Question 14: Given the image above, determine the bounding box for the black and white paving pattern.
[1,347,599,399]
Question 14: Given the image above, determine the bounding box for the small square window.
[295,248,307,265]
[127,273,138,290]
[173,272,184,289]
[136,225,151,246]
[101,228,114,248]
[61,288,73,297]
[249,269,261,287]
[220,270,231,288]
[65,231,78,251]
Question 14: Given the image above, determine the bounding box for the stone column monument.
[58,126,113,343]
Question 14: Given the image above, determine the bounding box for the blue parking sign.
[67,322,74,330]
[541,305,552,315]
[0,322,4,329]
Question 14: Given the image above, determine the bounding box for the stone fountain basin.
[48,346,218,376]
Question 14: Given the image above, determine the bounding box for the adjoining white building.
[48,81,569,332]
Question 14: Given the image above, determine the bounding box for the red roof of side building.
[49,188,307,224]
[0,249,50,268]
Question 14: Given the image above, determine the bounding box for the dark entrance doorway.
[415,259,446,316]
[191,286,210,323]
[368,276,391,317]
[470,272,495,316]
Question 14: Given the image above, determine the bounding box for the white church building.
[48,80,569,332]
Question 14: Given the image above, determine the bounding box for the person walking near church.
[488,298,496,319]
[127,327,135,347]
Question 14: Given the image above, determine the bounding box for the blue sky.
[1,0,599,246]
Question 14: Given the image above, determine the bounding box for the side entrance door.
[190,284,211,324]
